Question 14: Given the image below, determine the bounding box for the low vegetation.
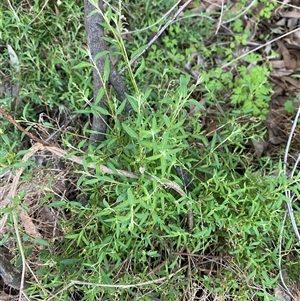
[0,0,300,300]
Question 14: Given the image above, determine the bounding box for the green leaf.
[210,131,218,150]
[94,50,109,61]
[48,200,67,207]
[140,140,155,148]
[95,88,105,104]
[73,61,93,69]
[141,88,152,103]
[134,57,145,77]
[162,114,170,127]
[34,238,50,246]
[130,44,148,61]
[261,270,278,286]
[122,122,139,139]
[146,251,160,257]
[59,258,80,265]
[161,130,170,149]
[126,94,139,113]
[145,153,161,161]
[13,161,33,168]
[1,134,10,145]
[151,116,158,133]
[284,100,295,114]
[65,234,79,239]
[116,99,127,115]
[103,58,110,82]
[179,75,190,98]
[91,103,110,115]
[77,230,89,246]
[0,207,13,213]
[127,188,135,204]
[187,98,205,110]
[160,156,167,177]
[85,178,100,185]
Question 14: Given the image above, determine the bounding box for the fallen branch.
[48,266,187,301]
[0,106,51,146]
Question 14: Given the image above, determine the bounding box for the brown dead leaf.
[281,76,300,90]
[19,209,42,240]
[274,0,290,16]
[268,130,285,145]
[279,10,300,19]
[178,0,196,9]
[54,5,60,17]
[252,138,268,157]
[206,0,222,13]
[276,40,297,70]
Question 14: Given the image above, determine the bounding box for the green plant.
[258,0,277,19]
[231,65,273,119]
[284,99,296,114]
[27,76,283,299]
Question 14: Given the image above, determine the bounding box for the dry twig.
[0,106,51,146]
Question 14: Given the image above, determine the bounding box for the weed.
[231,64,273,119]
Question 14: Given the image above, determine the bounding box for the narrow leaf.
[116,99,127,115]
[126,94,139,113]
[73,61,93,69]
[103,58,110,82]
[122,123,139,139]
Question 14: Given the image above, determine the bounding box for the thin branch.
[278,212,293,299]
[283,104,300,243]
[221,0,257,25]
[0,106,51,146]
[278,106,300,300]
[48,144,186,196]
[279,107,300,295]
[48,266,187,301]
[215,0,224,34]
[284,106,300,175]
[28,0,50,25]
